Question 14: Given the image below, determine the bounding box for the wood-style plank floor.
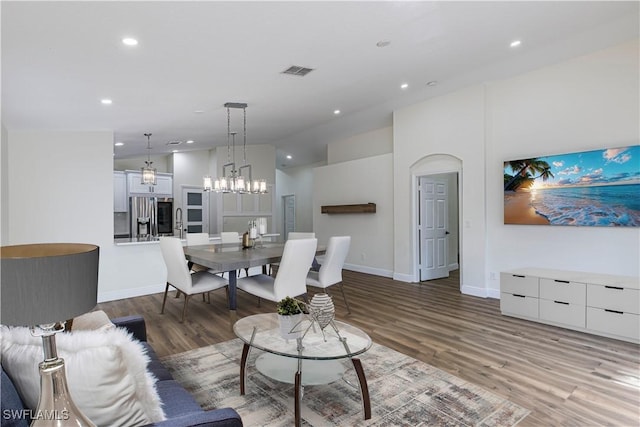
[97,270,640,426]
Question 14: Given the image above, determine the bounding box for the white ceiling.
[2,1,638,169]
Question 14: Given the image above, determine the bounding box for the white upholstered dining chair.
[270,232,316,276]
[306,236,352,313]
[237,238,317,303]
[185,232,211,273]
[159,237,228,322]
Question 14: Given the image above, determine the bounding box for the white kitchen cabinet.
[127,171,173,197]
[501,268,639,343]
[113,171,128,212]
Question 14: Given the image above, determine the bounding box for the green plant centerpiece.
[276,296,305,339]
[276,296,304,316]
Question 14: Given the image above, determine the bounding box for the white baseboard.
[448,263,459,271]
[486,288,500,299]
[344,263,394,278]
[460,284,488,298]
[392,272,415,283]
[98,283,165,303]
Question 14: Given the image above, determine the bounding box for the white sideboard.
[501,268,639,344]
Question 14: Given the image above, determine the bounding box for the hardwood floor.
[97,270,640,426]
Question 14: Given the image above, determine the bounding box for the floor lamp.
[1,243,100,427]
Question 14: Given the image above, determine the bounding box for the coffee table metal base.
[239,343,371,426]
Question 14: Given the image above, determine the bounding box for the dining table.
[183,241,325,327]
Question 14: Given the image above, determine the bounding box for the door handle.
[445,231,450,235]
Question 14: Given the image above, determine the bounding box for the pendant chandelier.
[204,102,267,194]
[141,133,157,185]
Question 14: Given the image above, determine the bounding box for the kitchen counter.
[113,233,279,246]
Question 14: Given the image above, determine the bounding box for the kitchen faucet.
[175,207,184,239]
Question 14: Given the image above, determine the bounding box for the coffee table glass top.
[234,313,371,360]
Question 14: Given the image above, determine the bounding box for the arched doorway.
[410,154,463,287]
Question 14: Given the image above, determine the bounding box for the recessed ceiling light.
[122,37,138,46]
[286,155,292,160]
[101,99,112,105]
[194,110,204,114]
[334,109,341,115]
[400,83,409,90]
[186,140,194,144]
[172,150,178,153]
[114,142,124,146]
[426,81,438,87]
[376,40,391,48]
[510,40,521,48]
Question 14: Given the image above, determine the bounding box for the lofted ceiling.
[2,1,638,169]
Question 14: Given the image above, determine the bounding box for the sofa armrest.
[111,315,147,342]
[147,408,243,427]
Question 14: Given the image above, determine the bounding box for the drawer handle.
[513,294,526,298]
[513,274,525,278]
[554,301,569,305]
[604,286,624,290]
[554,279,570,284]
[605,309,624,315]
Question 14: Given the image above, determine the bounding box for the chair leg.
[181,295,192,323]
[339,283,351,314]
[202,293,206,302]
[225,287,230,305]
[257,297,261,307]
[175,290,181,299]
[161,283,170,314]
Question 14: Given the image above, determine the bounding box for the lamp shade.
[1,243,99,326]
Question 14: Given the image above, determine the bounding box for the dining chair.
[159,237,228,322]
[237,238,318,303]
[270,232,316,276]
[306,236,352,313]
[185,232,211,273]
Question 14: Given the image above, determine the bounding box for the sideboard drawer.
[587,307,639,341]
[587,284,640,314]
[501,273,538,297]
[540,278,586,305]
[501,292,538,318]
[539,299,585,328]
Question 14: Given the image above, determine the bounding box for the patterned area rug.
[161,338,529,426]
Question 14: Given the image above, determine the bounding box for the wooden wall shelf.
[321,203,376,214]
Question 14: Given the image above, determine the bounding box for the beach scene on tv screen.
[504,145,640,227]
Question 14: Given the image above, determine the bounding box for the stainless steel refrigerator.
[129,196,173,238]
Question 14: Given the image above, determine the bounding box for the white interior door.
[283,195,295,240]
[182,186,209,234]
[419,177,449,281]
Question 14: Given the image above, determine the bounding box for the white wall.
[275,165,317,237]
[1,124,8,245]
[313,153,394,276]
[392,39,639,297]
[394,85,487,292]
[328,126,392,164]
[485,39,640,288]
[172,150,213,232]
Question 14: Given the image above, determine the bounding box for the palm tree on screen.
[504,158,554,191]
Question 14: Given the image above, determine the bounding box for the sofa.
[1,315,243,427]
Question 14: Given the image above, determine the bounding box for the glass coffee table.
[234,313,372,427]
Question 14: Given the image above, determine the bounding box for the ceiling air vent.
[167,140,182,146]
[281,65,314,76]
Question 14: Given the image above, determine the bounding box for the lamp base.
[32,357,95,427]
[31,331,95,427]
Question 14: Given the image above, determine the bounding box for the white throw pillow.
[0,325,165,427]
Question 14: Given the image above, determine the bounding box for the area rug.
[161,338,530,426]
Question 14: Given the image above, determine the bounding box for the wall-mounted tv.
[504,145,640,227]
